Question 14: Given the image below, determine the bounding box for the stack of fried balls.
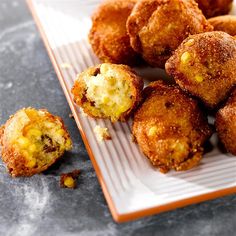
[71,0,236,174]
[5,0,236,177]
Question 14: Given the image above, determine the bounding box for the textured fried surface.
[196,0,233,18]
[126,0,212,68]
[72,63,144,122]
[0,108,72,177]
[89,0,140,65]
[215,89,236,155]
[132,81,212,173]
[166,31,236,109]
[209,15,236,36]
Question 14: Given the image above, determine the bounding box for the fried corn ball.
[132,81,212,173]
[72,63,144,122]
[195,0,233,18]
[126,0,212,68]
[0,108,72,177]
[89,0,140,65]
[166,31,236,109]
[215,89,236,155]
[208,15,236,36]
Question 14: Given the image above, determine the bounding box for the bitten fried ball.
[195,0,233,18]
[126,0,212,68]
[89,0,139,65]
[0,108,72,177]
[166,31,236,109]
[208,15,236,36]
[215,89,236,155]
[71,63,144,122]
[132,81,212,173]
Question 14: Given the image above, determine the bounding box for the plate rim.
[26,0,236,223]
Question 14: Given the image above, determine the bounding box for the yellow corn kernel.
[25,158,37,168]
[148,126,159,137]
[28,144,37,153]
[181,52,191,64]
[56,129,65,136]
[102,97,110,104]
[172,142,186,152]
[184,38,195,47]
[195,75,204,83]
[22,150,30,158]
[17,137,30,148]
[27,128,42,138]
[108,77,116,86]
[64,176,75,188]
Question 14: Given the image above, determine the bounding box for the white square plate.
[27,0,236,222]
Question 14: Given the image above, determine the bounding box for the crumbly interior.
[93,125,111,142]
[8,108,72,169]
[84,64,133,121]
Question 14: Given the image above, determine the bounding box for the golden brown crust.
[0,108,72,177]
[196,0,233,18]
[1,145,61,177]
[132,81,212,173]
[215,88,236,155]
[208,15,236,36]
[89,0,140,65]
[165,31,236,109]
[0,125,5,145]
[126,0,213,68]
[71,63,144,122]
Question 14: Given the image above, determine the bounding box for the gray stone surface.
[0,0,235,235]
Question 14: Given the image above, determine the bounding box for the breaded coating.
[132,81,212,173]
[71,63,144,122]
[0,108,72,177]
[126,0,212,68]
[89,0,140,65]
[215,89,236,155]
[195,0,233,18]
[166,31,236,109]
[208,15,236,36]
[60,170,81,189]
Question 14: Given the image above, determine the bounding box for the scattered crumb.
[60,169,81,189]
[80,108,88,117]
[69,113,74,119]
[60,63,72,69]
[94,125,111,142]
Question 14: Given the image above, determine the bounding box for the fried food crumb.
[69,113,74,119]
[60,169,81,189]
[60,63,72,69]
[80,108,88,117]
[94,125,111,142]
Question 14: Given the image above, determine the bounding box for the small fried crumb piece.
[69,113,74,119]
[60,63,72,69]
[80,108,87,117]
[94,125,111,142]
[60,169,81,189]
